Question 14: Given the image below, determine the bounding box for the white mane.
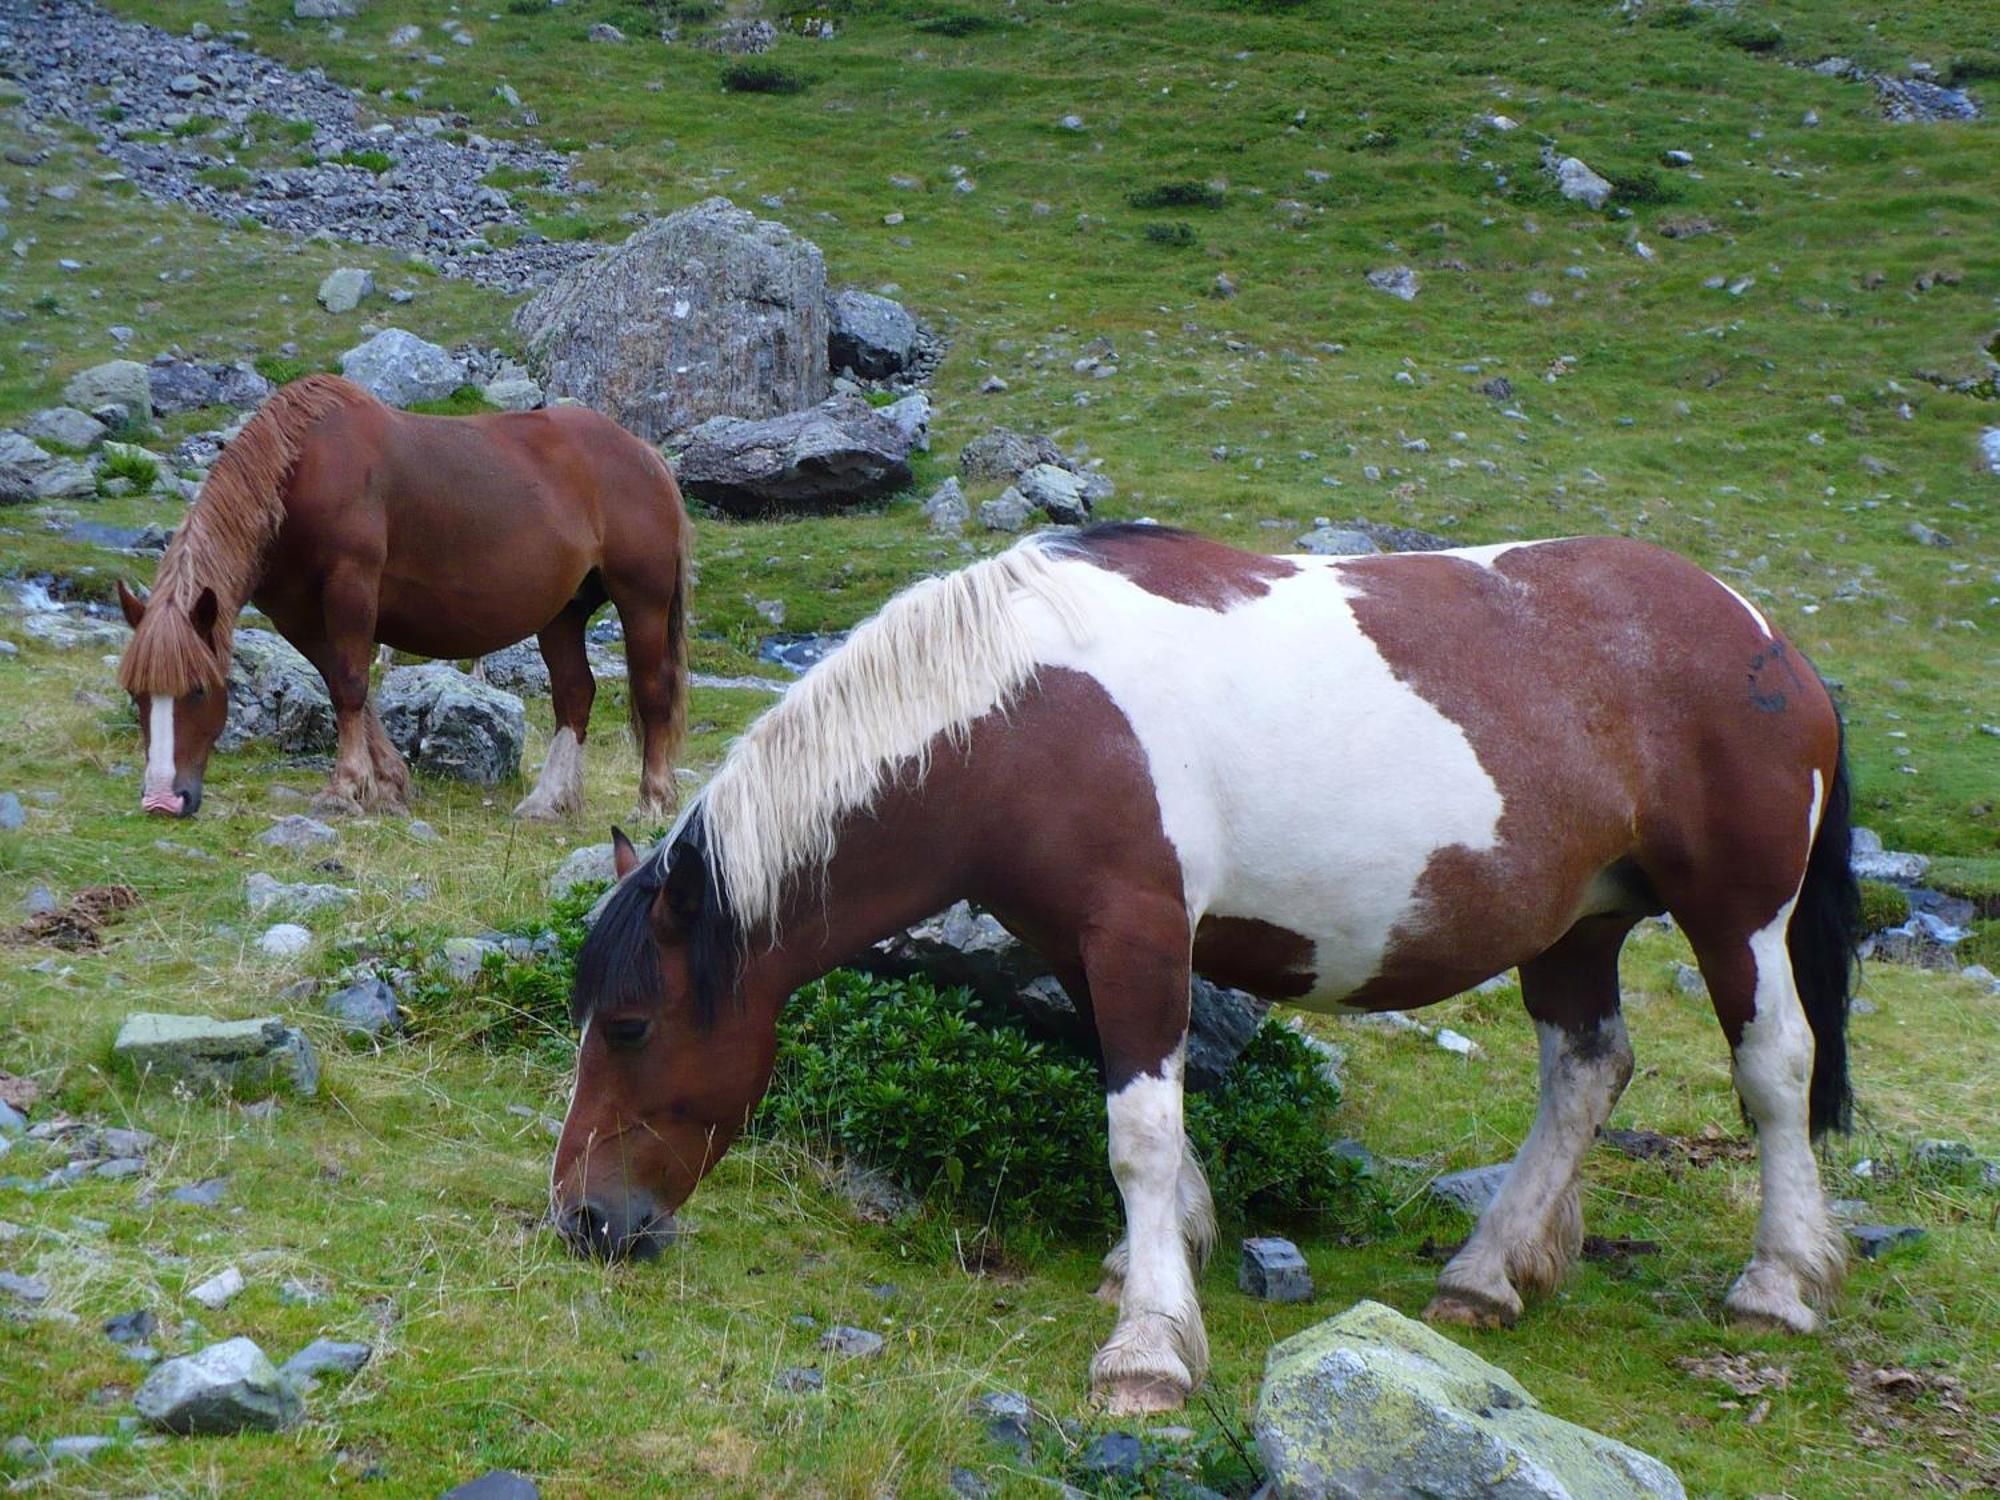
[689,536,1087,934]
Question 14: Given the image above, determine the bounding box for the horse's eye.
[188,685,207,703]
[599,1017,653,1050]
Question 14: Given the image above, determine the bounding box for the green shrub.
[1606,167,1680,205]
[100,448,159,493]
[254,354,312,387]
[196,165,253,190]
[1145,221,1198,247]
[914,12,998,37]
[1926,856,2000,920]
[1714,18,1783,54]
[1945,51,2000,87]
[407,384,500,416]
[757,971,1385,1240]
[330,148,394,174]
[171,114,220,138]
[721,61,808,95]
[507,0,544,14]
[1129,179,1225,210]
[1857,879,1910,933]
[1956,921,2000,971]
[1646,5,1705,29]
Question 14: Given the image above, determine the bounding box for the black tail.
[1788,719,1860,1138]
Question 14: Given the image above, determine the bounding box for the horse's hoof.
[1423,1289,1519,1330]
[1097,1374,1188,1416]
[512,797,567,824]
[1724,1287,1819,1334]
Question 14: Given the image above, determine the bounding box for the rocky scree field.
[1,0,1998,1496]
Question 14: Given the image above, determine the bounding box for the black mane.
[570,806,742,1030]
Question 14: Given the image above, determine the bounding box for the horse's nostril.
[559,1199,623,1260]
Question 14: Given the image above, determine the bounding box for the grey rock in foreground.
[1847,1224,1925,1259]
[133,1337,303,1434]
[820,1325,886,1359]
[1364,266,1419,301]
[674,395,916,516]
[114,1013,320,1097]
[325,978,402,1039]
[27,407,108,449]
[317,267,375,313]
[517,197,829,442]
[442,1473,541,1500]
[921,477,969,534]
[338,328,467,407]
[1553,154,1613,210]
[219,629,337,754]
[280,1338,372,1382]
[1241,1237,1314,1303]
[828,288,921,380]
[1255,1300,1684,1499]
[378,664,526,784]
[548,843,617,899]
[861,901,1269,1090]
[1430,1163,1510,1216]
[62,360,151,422]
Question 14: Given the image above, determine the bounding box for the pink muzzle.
[142,790,184,815]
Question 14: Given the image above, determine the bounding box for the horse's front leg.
[308,569,406,816]
[1080,915,1208,1415]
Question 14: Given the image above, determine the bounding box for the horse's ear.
[116,579,146,629]
[189,587,220,646]
[610,826,640,880]
[662,839,707,923]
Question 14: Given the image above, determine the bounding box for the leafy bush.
[1857,879,1910,933]
[1145,221,1198,247]
[330,149,394,175]
[171,114,220,138]
[196,165,253,190]
[915,12,998,37]
[1606,167,1681,205]
[254,354,311,386]
[757,971,1384,1241]
[1945,50,2000,87]
[721,61,808,95]
[99,448,158,493]
[1129,179,1225,210]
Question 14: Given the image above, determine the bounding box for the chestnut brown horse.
[116,374,689,820]
[554,526,1858,1414]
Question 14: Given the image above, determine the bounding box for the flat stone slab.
[1240,1236,1314,1303]
[1256,1299,1684,1499]
[114,1013,320,1097]
[134,1336,303,1434]
[281,1337,372,1382]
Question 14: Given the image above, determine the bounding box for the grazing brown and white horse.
[115,374,690,821]
[554,525,1857,1414]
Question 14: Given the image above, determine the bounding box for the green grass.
[3,0,1999,1493]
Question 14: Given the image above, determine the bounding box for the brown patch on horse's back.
[1192,915,1318,1000]
[1054,524,1297,611]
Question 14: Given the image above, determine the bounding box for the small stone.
[280,1338,372,1382]
[1554,155,1613,209]
[26,407,108,449]
[104,1309,158,1346]
[134,1337,302,1434]
[0,1270,51,1304]
[1905,520,1952,548]
[1429,1163,1510,1215]
[1016,463,1092,524]
[977,487,1037,533]
[776,1366,824,1393]
[587,21,625,41]
[921,477,969,535]
[316,268,375,314]
[45,1435,115,1465]
[441,1474,540,1500]
[247,872,355,916]
[1672,962,1706,997]
[949,1467,993,1499]
[258,924,312,958]
[820,1325,886,1359]
[1077,1432,1145,1478]
[549,843,617,899]
[483,376,543,412]
[258,815,338,852]
[1364,266,1419,301]
[188,1265,244,1309]
[324,978,402,1039]
[0,794,26,832]
[1847,1224,1925,1259]
[337,328,467,408]
[1434,1027,1481,1057]
[1663,149,1694,167]
[167,1178,229,1207]
[1240,1236,1314,1303]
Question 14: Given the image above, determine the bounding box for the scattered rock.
[831,1161,918,1225]
[518,197,829,442]
[0,1270,51,1304]
[921,477,969,534]
[26,407,107,450]
[134,1337,302,1435]
[113,1013,320,1097]
[1240,1236,1314,1303]
[188,1265,244,1309]
[828,289,922,380]
[167,1178,229,1207]
[1256,1300,1685,1500]
[1364,266,1419,301]
[1553,155,1614,210]
[1847,1224,1925,1259]
[378,664,527,784]
[674,395,917,516]
[549,843,617,899]
[1296,526,1380,556]
[258,815,338,853]
[775,1366,824,1394]
[147,357,273,415]
[324,978,402,1040]
[1849,828,1927,884]
[1077,1432,1145,1479]
[879,390,931,452]
[820,1325,886,1359]
[258,923,313,959]
[294,0,361,17]
[586,21,625,42]
[1980,428,2000,477]
[317,267,375,313]
[218,629,337,754]
[1429,1163,1510,1216]
[483,375,543,412]
[337,328,467,407]
[245,872,354,917]
[977,487,1037,533]
[1014,463,1092,524]
[441,1473,540,1500]
[1876,75,1981,124]
[61,360,151,422]
[280,1338,372,1382]
[1434,1027,1481,1058]
[959,427,1067,483]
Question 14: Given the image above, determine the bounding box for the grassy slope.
[2,1,1998,1495]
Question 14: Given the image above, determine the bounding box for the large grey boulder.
[147,357,273,415]
[828,289,920,380]
[218,628,336,753]
[317,267,375,313]
[959,426,1067,482]
[378,664,526,783]
[1014,462,1091,524]
[62,360,152,422]
[26,407,108,450]
[135,1337,303,1434]
[675,395,915,516]
[1553,155,1613,210]
[516,197,829,442]
[337,328,466,407]
[114,1013,320,1097]
[1255,1300,1684,1499]
[861,901,1269,1090]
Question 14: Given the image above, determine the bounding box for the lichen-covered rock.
[921,477,968,534]
[337,328,467,407]
[26,407,108,449]
[1014,462,1092,525]
[517,197,828,442]
[1554,155,1613,210]
[134,1336,302,1434]
[674,395,916,516]
[219,628,336,753]
[61,359,151,422]
[377,664,526,784]
[113,1012,320,1097]
[1255,1300,1684,1499]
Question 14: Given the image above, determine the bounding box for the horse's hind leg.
[1427,917,1634,1329]
[514,604,595,822]
[610,601,682,820]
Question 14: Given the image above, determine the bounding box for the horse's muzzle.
[142,786,200,817]
[556,1193,677,1262]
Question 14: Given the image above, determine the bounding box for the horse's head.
[116,580,228,818]
[552,823,773,1261]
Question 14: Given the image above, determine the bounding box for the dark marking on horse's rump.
[1048,523,1298,611]
[1192,915,1318,1000]
[1747,639,1804,715]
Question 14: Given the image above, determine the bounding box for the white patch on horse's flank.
[1424,539,1547,570]
[1092,1045,1207,1393]
[1725,768,1843,1326]
[1713,577,1774,639]
[144,696,176,798]
[690,540,1085,933]
[1021,552,1507,1003]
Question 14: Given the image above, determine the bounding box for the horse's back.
[1024,531,1836,1009]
